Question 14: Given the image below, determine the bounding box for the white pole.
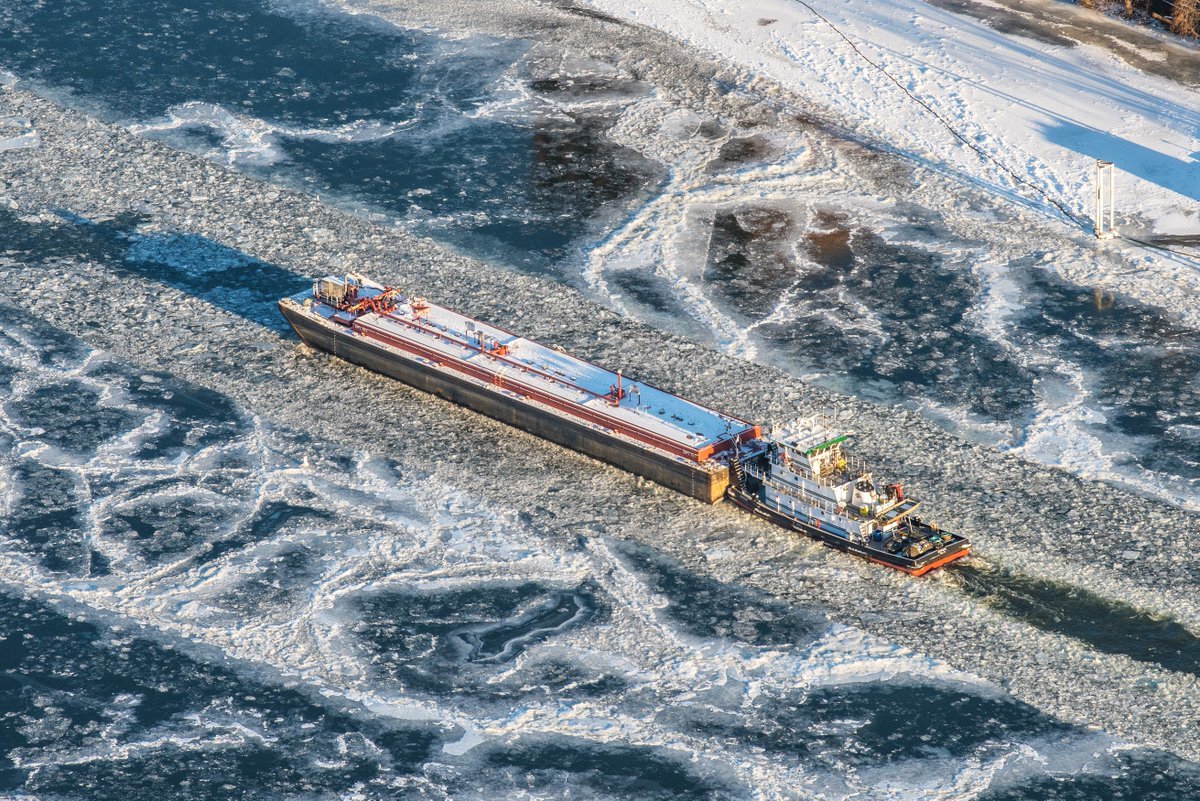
[1108,164,1115,235]
[1095,161,1116,239]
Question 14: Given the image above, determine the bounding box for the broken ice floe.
[0,115,38,150]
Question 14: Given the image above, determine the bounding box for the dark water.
[0,591,446,799]
[0,205,304,332]
[0,589,751,800]
[700,204,1200,499]
[682,681,1074,766]
[0,0,661,272]
[1015,269,1200,484]
[704,206,1037,419]
[0,305,255,573]
[956,561,1200,677]
[615,540,827,646]
[482,737,735,800]
[354,582,602,694]
[979,751,1200,801]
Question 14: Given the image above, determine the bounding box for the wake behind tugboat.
[281,272,970,575]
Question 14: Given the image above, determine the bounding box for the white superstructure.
[741,417,921,543]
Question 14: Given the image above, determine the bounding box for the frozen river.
[2,0,1200,797]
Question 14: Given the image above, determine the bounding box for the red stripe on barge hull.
[375,310,607,401]
[371,305,755,432]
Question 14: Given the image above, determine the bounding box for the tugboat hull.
[727,485,970,576]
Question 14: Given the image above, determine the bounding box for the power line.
[791,0,1200,269]
[1120,233,1200,261]
[791,0,1086,226]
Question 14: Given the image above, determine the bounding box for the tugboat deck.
[876,498,921,527]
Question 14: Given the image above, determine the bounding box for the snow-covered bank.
[581,0,1200,237]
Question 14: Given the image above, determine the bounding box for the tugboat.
[728,417,970,575]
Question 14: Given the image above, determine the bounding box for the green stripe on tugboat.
[804,434,849,456]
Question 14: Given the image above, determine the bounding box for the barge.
[278,274,760,502]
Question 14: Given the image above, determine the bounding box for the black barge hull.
[280,302,730,503]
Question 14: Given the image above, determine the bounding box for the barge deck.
[279,274,760,502]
